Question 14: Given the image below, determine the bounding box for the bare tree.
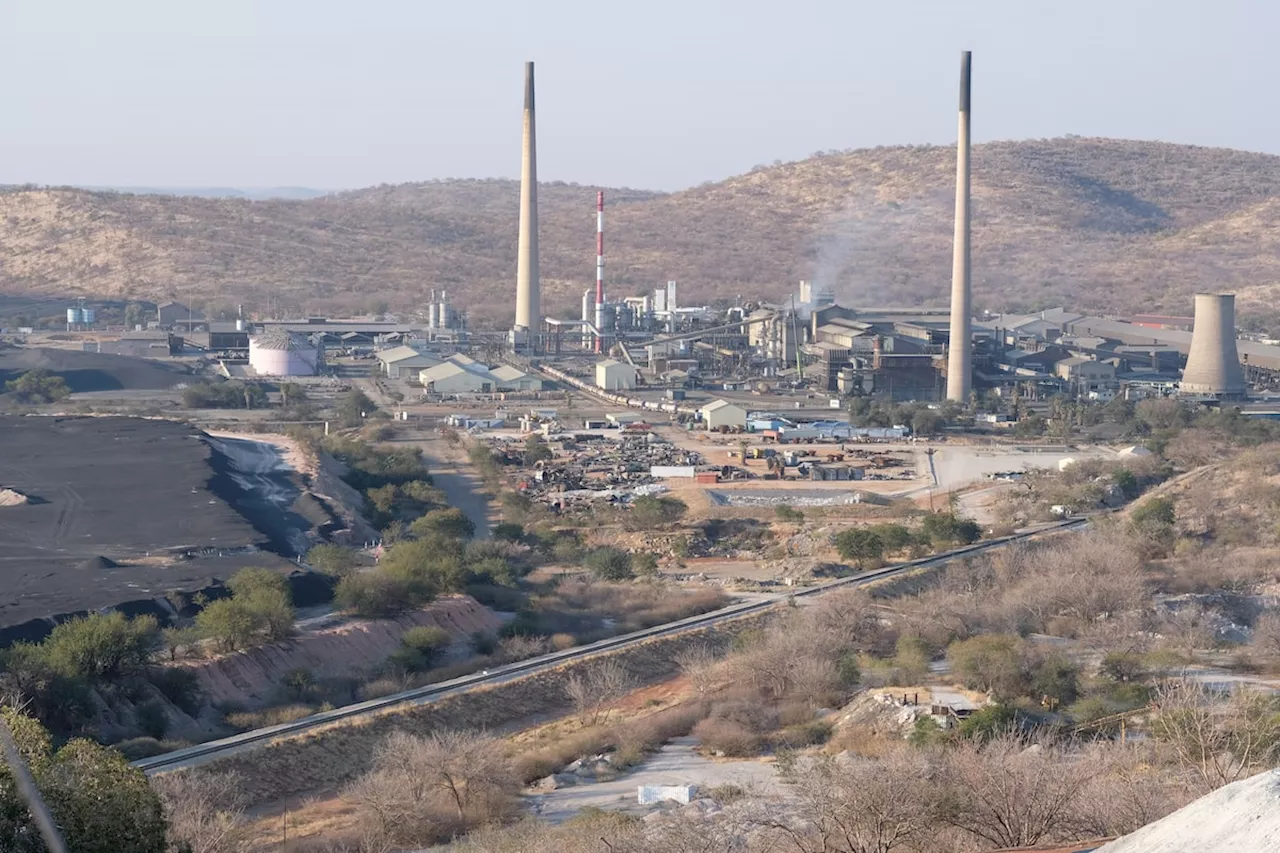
[343,729,519,849]
[1150,678,1280,792]
[675,644,721,699]
[153,770,249,853]
[564,659,636,726]
[768,749,935,853]
[934,733,1109,849]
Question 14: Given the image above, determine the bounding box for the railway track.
[135,516,1087,774]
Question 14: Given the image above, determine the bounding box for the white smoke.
[808,189,953,308]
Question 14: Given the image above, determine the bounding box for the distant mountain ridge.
[3,138,1280,327]
[83,186,335,200]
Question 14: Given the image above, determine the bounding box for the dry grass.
[183,611,766,808]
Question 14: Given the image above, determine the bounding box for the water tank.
[81,308,95,325]
[67,308,82,324]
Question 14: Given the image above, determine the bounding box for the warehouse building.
[700,399,748,431]
[596,358,638,391]
[377,345,441,379]
[490,364,543,391]
[419,362,495,394]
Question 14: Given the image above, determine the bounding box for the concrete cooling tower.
[1181,293,1247,399]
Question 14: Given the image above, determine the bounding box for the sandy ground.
[526,737,784,823]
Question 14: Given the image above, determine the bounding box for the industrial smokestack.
[945,50,973,403]
[1181,293,1247,399]
[514,61,540,345]
[594,191,605,354]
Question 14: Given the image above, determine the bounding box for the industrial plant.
[13,52,1279,419]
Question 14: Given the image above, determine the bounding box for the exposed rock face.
[1098,769,1280,853]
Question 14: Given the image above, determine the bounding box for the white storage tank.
[80,308,96,325]
[248,329,323,376]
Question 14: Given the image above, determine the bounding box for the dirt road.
[527,737,783,823]
[394,432,495,539]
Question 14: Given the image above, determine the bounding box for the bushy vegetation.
[180,380,267,409]
[0,708,167,853]
[196,568,295,651]
[832,514,979,567]
[624,495,688,530]
[3,368,70,403]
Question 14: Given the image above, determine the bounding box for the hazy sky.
[1,0,1272,191]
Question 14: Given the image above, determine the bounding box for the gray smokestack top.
[959,50,971,112]
[524,61,535,111]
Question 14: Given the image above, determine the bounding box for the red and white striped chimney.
[594,191,605,354]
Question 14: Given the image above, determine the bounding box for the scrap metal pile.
[496,430,704,508]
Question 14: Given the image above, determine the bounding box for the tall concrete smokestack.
[1181,293,1247,399]
[514,61,540,345]
[594,191,605,354]
[946,50,973,403]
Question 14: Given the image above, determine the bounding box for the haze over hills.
[4,137,1280,327]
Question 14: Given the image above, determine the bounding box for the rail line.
[135,516,1087,774]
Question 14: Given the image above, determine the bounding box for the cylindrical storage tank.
[67,308,82,324]
[1181,293,1247,399]
[428,303,439,330]
[440,304,453,329]
[249,329,320,376]
[80,308,95,325]
[235,318,245,332]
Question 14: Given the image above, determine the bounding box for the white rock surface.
[1098,769,1280,853]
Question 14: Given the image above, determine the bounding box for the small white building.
[596,358,637,391]
[700,399,748,431]
[377,345,441,379]
[490,364,543,392]
[419,362,495,394]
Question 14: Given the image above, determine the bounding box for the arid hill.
[5,137,1280,326]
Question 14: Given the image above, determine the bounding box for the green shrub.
[777,720,833,748]
[775,505,805,523]
[834,528,884,565]
[386,626,452,673]
[624,496,688,531]
[42,612,160,682]
[307,543,359,576]
[135,701,168,740]
[920,512,981,547]
[957,704,1019,741]
[149,667,203,714]
[908,716,948,747]
[585,547,634,581]
[492,522,525,542]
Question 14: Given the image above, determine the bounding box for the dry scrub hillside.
[7,138,1280,324]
